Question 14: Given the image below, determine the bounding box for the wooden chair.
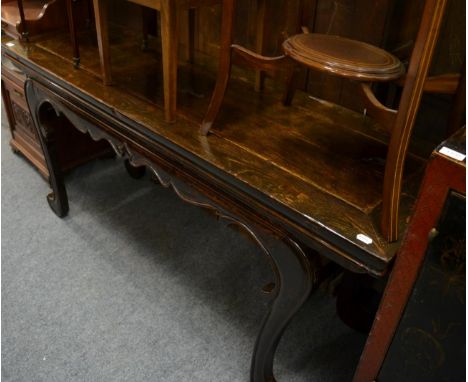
[92,0,220,122]
[201,0,449,243]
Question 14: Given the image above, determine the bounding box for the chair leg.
[184,8,199,96]
[188,8,196,65]
[66,0,80,68]
[141,7,150,51]
[92,0,113,85]
[160,0,179,123]
[200,0,236,135]
[283,67,298,106]
[359,83,397,132]
[254,0,267,92]
[86,0,94,27]
[17,0,29,41]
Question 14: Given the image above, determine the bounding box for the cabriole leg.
[26,81,69,218]
[250,237,315,382]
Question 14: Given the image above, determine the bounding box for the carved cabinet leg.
[25,81,69,218]
[250,237,315,382]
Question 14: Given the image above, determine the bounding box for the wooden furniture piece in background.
[92,0,220,122]
[64,0,94,67]
[83,0,463,124]
[353,128,466,382]
[16,0,27,40]
[202,0,449,243]
[281,34,404,115]
[1,55,111,179]
[65,0,80,67]
[45,0,92,68]
[1,0,66,40]
[2,0,94,68]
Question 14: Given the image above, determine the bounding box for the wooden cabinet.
[2,57,111,179]
[1,0,67,40]
[2,58,50,177]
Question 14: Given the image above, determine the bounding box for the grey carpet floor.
[1,112,366,381]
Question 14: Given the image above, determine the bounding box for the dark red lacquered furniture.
[353,127,466,382]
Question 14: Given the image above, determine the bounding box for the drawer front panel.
[2,73,28,110]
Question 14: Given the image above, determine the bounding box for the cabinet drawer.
[2,69,40,145]
[2,72,28,110]
[2,68,47,178]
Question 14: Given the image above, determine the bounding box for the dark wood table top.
[1,28,430,276]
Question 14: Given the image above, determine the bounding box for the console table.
[2,26,427,380]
